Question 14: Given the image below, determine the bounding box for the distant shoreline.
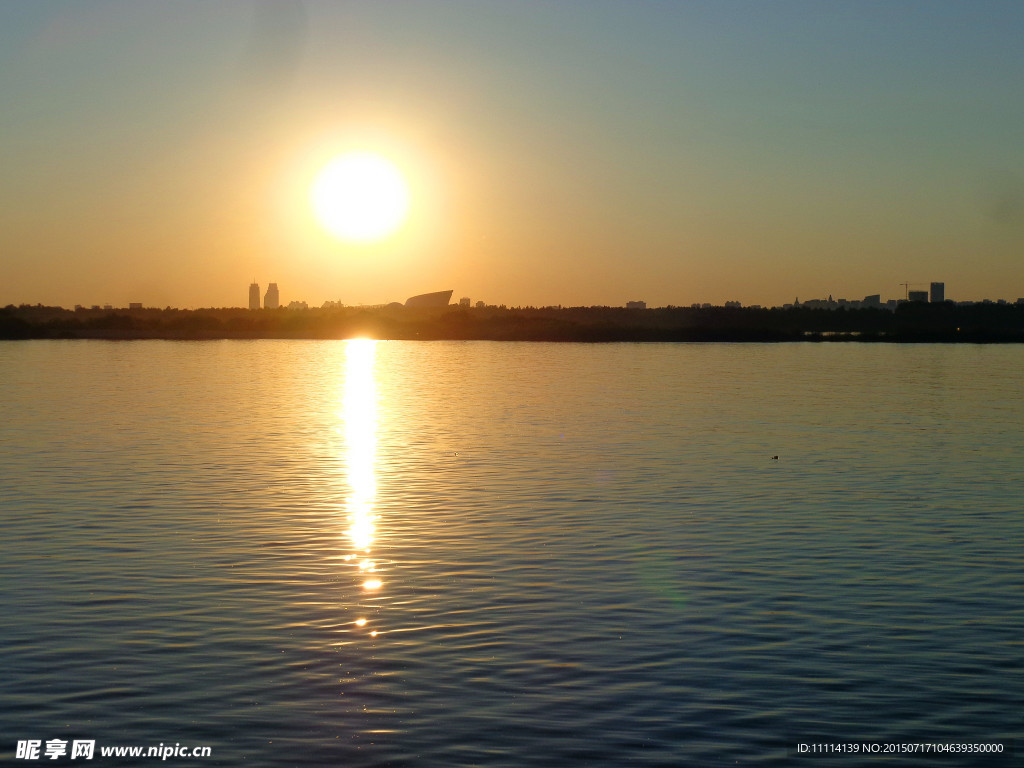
[4,303,1024,343]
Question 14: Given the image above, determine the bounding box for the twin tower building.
[249,282,279,310]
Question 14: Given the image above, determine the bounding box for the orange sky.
[2,1,1024,309]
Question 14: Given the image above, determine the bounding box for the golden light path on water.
[341,339,381,636]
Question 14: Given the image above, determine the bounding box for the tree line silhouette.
[2,302,1023,342]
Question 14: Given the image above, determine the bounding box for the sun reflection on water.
[341,339,385,637]
[343,339,378,554]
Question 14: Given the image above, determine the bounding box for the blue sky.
[2,0,1023,308]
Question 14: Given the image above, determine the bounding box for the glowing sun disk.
[312,152,409,242]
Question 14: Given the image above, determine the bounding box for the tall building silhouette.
[264,282,280,309]
[930,282,944,303]
[249,282,261,310]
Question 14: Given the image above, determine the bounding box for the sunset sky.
[2,0,1024,309]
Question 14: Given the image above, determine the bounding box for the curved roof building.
[404,290,453,307]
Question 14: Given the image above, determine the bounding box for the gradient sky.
[2,0,1024,309]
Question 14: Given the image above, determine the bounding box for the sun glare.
[312,152,410,242]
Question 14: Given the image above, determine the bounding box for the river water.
[1,340,1020,766]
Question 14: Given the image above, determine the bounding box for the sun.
[311,152,410,242]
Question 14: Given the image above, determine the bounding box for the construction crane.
[899,282,927,300]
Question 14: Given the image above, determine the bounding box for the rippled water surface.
[2,340,1021,766]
